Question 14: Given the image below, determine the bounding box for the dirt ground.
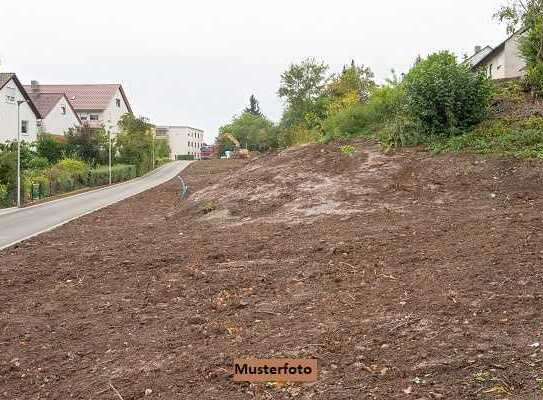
[2,139,543,399]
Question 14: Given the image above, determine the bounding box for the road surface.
[0,161,191,250]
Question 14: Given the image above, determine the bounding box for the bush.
[36,134,65,164]
[0,183,8,207]
[322,84,405,139]
[55,158,89,186]
[88,164,137,186]
[403,51,494,136]
[27,156,50,171]
[175,155,195,160]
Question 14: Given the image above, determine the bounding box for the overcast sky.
[2,1,507,141]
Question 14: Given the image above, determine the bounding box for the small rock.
[145,388,153,396]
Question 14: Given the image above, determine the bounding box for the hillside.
[2,140,543,399]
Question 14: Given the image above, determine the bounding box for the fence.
[0,164,137,208]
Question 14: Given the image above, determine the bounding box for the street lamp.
[107,121,112,185]
[16,100,27,208]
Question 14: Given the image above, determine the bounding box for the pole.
[17,103,21,208]
[108,129,112,185]
[152,131,155,170]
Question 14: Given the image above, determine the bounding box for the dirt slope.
[1,139,543,399]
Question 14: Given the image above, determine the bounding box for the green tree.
[116,114,154,174]
[403,51,494,135]
[278,58,330,129]
[326,60,376,115]
[65,125,108,165]
[219,112,277,152]
[36,134,66,164]
[244,95,262,116]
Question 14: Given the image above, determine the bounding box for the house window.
[90,114,99,121]
[5,86,16,104]
[21,120,28,134]
[80,115,88,121]
[61,106,66,115]
[116,99,121,108]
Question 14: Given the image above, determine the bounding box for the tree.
[403,51,494,135]
[65,125,108,165]
[36,134,66,164]
[219,112,277,152]
[278,58,330,128]
[496,1,543,94]
[116,114,154,174]
[244,95,262,116]
[326,60,376,115]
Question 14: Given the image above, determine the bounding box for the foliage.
[327,60,376,115]
[36,134,65,164]
[403,51,494,135]
[496,1,543,95]
[88,164,137,186]
[176,155,195,160]
[339,145,356,155]
[154,138,171,160]
[65,125,109,165]
[116,114,154,175]
[27,156,50,170]
[219,112,277,152]
[244,95,262,116]
[322,84,405,139]
[424,117,543,158]
[278,58,330,129]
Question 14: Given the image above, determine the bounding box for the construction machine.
[216,132,249,159]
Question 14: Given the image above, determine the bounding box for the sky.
[1,0,508,142]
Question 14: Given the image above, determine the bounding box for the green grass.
[424,117,543,159]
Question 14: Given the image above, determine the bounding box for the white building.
[156,125,204,160]
[24,83,132,134]
[27,89,81,134]
[0,73,42,143]
[470,30,527,80]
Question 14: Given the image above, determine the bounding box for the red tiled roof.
[27,92,82,123]
[0,73,42,118]
[23,84,132,113]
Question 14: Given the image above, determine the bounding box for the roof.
[156,125,204,131]
[26,92,81,123]
[23,84,132,113]
[472,28,527,69]
[0,73,42,118]
[466,46,493,67]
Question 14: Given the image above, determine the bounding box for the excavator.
[215,132,250,159]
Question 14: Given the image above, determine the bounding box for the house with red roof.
[0,73,42,143]
[26,86,81,135]
[24,81,132,134]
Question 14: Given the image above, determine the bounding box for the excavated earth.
[1,139,543,399]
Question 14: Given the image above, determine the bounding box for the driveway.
[0,161,191,250]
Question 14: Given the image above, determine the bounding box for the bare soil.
[2,139,543,399]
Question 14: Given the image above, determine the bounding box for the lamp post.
[16,100,27,208]
[107,122,112,185]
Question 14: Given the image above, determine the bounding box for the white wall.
[505,34,526,79]
[0,79,39,143]
[479,32,526,80]
[103,88,131,134]
[158,126,204,160]
[42,97,80,134]
[77,88,130,134]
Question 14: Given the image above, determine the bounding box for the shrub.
[27,156,50,171]
[403,51,494,136]
[36,134,65,164]
[55,158,89,186]
[0,184,8,207]
[88,164,137,186]
[322,84,405,139]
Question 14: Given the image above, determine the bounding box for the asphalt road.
[0,161,191,250]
